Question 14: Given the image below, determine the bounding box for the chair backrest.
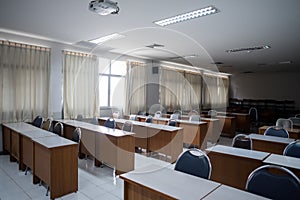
[264,127,289,138]
[112,111,120,119]
[289,117,300,126]
[189,115,201,122]
[76,114,83,121]
[129,114,137,121]
[89,117,98,125]
[173,110,182,119]
[208,110,218,117]
[145,115,153,123]
[246,165,300,199]
[72,127,81,143]
[283,140,300,158]
[170,113,180,120]
[42,118,52,131]
[168,119,177,126]
[104,117,116,129]
[249,107,258,122]
[53,122,63,136]
[188,110,199,116]
[154,111,162,118]
[295,114,300,118]
[137,111,146,116]
[32,115,44,128]
[232,134,252,150]
[122,121,133,132]
[276,118,293,129]
[174,149,212,179]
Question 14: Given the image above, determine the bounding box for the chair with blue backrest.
[122,120,133,132]
[289,117,300,127]
[283,140,300,158]
[137,111,146,116]
[295,114,300,118]
[174,148,211,179]
[232,133,252,150]
[189,115,201,122]
[145,115,153,123]
[129,114,137,121]
[104,117,116,129]
[76,114,83,121]
[246,165,300,200]
[264,126,289,138]
[89,117,98,125]
[208,110,218,117]
[32,115,44,128]
[168,119,177,126]
[53,122,63,136]
[154,111,162,118]
[276,118,293,129]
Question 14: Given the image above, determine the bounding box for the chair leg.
[24,167,29,175]
[39,180,42,186]
[46,186,50,196]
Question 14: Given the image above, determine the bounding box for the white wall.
[230,72,300,109]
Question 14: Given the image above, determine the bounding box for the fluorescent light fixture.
[225,45,270,53]
[89,33,124,44]
[154,6,219,26]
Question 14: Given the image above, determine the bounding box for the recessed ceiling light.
[225,45,270,53]
[278,61,292,64]
[89,33,124,44]
[145,43,165,48]
[154,6,219,26]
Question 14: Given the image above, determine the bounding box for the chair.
[246,165,300,200]
[129,114,137,121]
[174,149,211,179]
[276,118,293,129]
[76,114,83,121]
[72,127,81,143]
[189,115,201,122]
[122,121,133,132]
[232,134,252,150]
[188,110,199,116]
[295,114,300,118]
[154,111,162,118]
[264,126,289,138]
[208,110,218,117]
[168,119,177,127]
[112,111,120,119]
[170,113,180,120]
[145,115,153,123]
[289,117,300,126]
[42,118,52,131]
[137,111,146,116]
[173,110,182,119]
[53,122,63,136]
[89,117,98,125]
[32,115,44,128]
[104,117,116,129]
[283,140,300,158]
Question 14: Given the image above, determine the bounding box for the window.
[99,59,126,108]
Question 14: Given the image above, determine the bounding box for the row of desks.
[56,119,135,174]
[2,122,78,200]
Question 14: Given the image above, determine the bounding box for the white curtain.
[0,41,51,123]
[63,51,99,119]
[203,73,229,109]
[184,72,202,112]
[124,61,146,115]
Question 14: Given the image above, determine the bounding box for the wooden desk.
[58,119,135,174]
[258,126,300,139]
[206,145,270,190]
[249,133,294,154]
[202,184,269,200]
[32,136,78,200]
[120,164,221,200]
[218,112,250,133]
[216,116,236,138]
[99,118,183,163]
[263,154,300,178]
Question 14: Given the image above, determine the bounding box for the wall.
[230,72,300,109]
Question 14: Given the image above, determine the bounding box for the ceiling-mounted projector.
[89,0,119,15]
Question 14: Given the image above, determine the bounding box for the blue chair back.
[168,119,177,126]
[104,118,116,129]
[145,115,153,123]
[264,127,289,138]
[284,140,300,158]
[53,122,63,136]
[246,165,300,200]
[232,134,252,150]
[174,149,211,179]
[72,127,81,143]
[122,121,133,132]
[32,116,43,128]
[189,115,201,122]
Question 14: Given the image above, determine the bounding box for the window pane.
[111,60,127,76]
[110,77,125,107]
[99,58,110,74]
[99,75,108,106]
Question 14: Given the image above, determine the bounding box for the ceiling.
[0,0,300,74]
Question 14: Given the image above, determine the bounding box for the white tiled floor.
[0,136,232,200]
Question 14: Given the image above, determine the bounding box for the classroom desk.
[218,112,250,133]
[263,154,300,178]
[120,164,221,200]
[216,116,236,138]
[99,118,183,163]
[2,122,56,170]
[249,133,295,154]
[57,119,135,174]
[32,136,78,200]
[202,184,269,200]
[206,145,270,190]
[258,125,300,139]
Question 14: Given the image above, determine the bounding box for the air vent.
[146,43,164,48]
[226,45,270,53]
